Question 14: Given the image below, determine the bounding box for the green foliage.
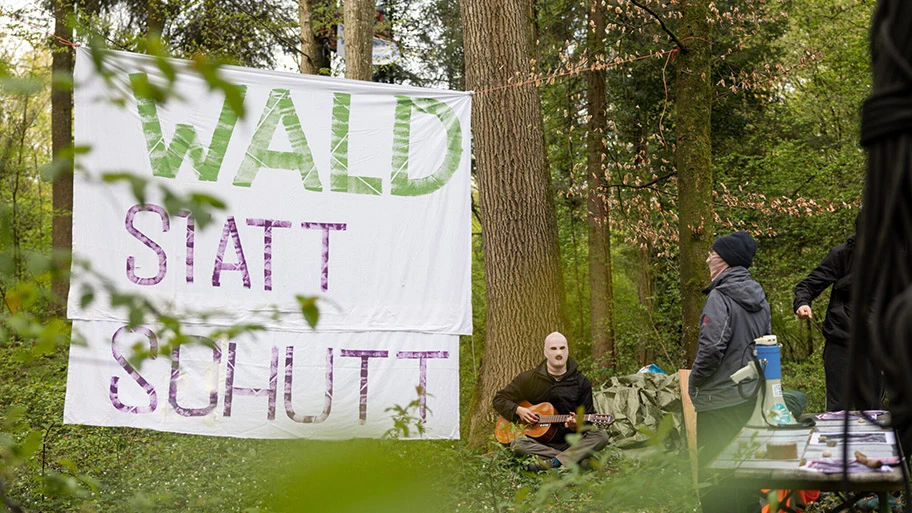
[712,0,873,367]
[295,295,321,329]
[447,427,699,513]
[403,0,464,89]
[527,0,873,377]
[384,386,430,439]
[0,34,324,512]
[781,346,827,414]
[73,0,299,69]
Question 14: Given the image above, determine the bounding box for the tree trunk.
[676,0,713,366]
[586,0,615,370]
[299,0,329,74]
[561,90,585,344]
[51,0,74,317]
[344,0,373,80]
[636,243,655,366]
[462,0,568,448]
[147,0,163,38]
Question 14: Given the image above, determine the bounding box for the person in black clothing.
[690,231,769,513]
[793,216,882,411]
[493,332,610,471]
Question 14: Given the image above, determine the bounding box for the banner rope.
[0,8,80,48]
[473,49,678,94]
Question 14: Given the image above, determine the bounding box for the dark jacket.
[689,266,771,412]
[492,357,594,445]
[793,235,855,345]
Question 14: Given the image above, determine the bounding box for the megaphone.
[730,335,799,428]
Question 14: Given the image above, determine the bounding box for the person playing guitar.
[493,332,612,471]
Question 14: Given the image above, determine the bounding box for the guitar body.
[495,401,559,444]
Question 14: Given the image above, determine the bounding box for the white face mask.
[706,250,730,281]
[544,333,569,373]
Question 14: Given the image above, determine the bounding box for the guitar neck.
[536,414,596,425]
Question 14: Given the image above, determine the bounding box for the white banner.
[64,320,459,439]
[66,48,471,439]
[69,47,472,333]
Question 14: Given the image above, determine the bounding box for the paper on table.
[809,431,896,445]
[800,459,893,474]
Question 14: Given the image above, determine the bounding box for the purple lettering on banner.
[177,211,195,284]
[125,204,169,285]
[212,216,251,288]
[301,222,346,291]
[223,342,278,420]
[340,349,388,424]
[169,337,222,417]
[396,351,449,422]
[246,218,292,291]
[110,325,158,414]
[284,347,333,423]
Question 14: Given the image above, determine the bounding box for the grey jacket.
[689,266,771,412]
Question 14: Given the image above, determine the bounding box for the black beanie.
[712,231,757,269]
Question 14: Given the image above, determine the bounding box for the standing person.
[690,231,770,513]
[493,332,611,471]
[793,215,882,411]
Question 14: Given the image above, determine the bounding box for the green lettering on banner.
[390,96,463,196]
[130,73,245,181]
[234,89,323,190]
[330,93,382,195]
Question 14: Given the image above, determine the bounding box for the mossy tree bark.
[51,0,74,317]
[675,0,713,366]
[462,0,568,447]
[586,0,616,370]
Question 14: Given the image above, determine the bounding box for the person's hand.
[515,406,539,425]
[565,412,578,430]
[796,305,813,320]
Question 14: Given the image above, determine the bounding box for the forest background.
[0,0,876,512]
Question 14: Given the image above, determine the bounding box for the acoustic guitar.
[494,401,615,444]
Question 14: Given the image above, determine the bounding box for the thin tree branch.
[609,171,676,191]
[629,0,687,53]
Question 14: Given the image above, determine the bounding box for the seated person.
[493,331,611,471]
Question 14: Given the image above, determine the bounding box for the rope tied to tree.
[0,8,79,48]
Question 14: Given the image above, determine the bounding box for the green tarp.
[593,372,685,449]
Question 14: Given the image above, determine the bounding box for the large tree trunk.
[586,0,615,370]
[676,0,714,366]
[299,0,330,74]
[51,0,74,317]
[462,0,568,448]
[343,0,373,80]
